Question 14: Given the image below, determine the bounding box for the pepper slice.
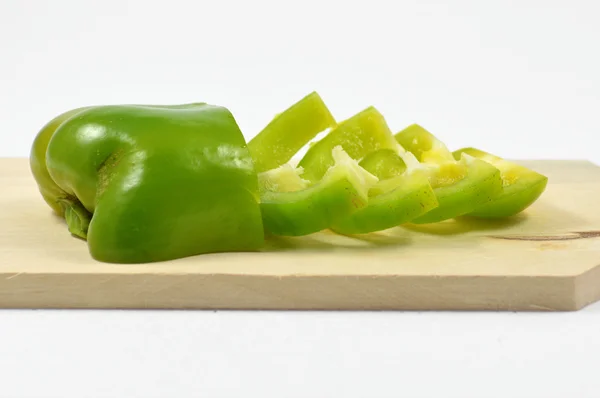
[31,103,265,264]
[328,149,437,234]
[358,148,407,179]
[259,146,378,236]
[248,91,337,173]
[395,124,503,224]
[330,169,438,235]
[297,106,398,183]
[452,148,548,217]
[395,123,456,164]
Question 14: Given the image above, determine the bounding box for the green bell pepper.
[452,148,548,217]
[395,124,503,224]
[248,91,337,173]
[31,93,550,263]
[259,146,378,236]
[30,103,265,264]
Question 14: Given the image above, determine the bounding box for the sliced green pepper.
[452,148,548,217]
[286,107,440,234]
[31,103,264,264]
[330,168,438,235]
[248,91,337,173]
[395,124,503,224]
[327,148,436,234]
[259,146,378,236]
[31,94,549,264]
[297,106,398,183]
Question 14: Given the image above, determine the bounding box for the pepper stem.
[57,198,92,240]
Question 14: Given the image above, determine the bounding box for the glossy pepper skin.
[30,107,92,216]
[453,148,548,217]
[30,104,264,264]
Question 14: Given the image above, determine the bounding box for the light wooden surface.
[1,158,599,311]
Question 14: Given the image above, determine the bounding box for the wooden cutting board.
[1,158,599,311]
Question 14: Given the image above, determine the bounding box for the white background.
[1,0,599,397]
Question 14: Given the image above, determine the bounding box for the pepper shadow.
[400,214,529,236]
[262,229,412,252]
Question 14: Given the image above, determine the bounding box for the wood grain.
[1,158,599,311]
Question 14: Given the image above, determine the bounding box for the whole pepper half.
[30,104,265,264]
